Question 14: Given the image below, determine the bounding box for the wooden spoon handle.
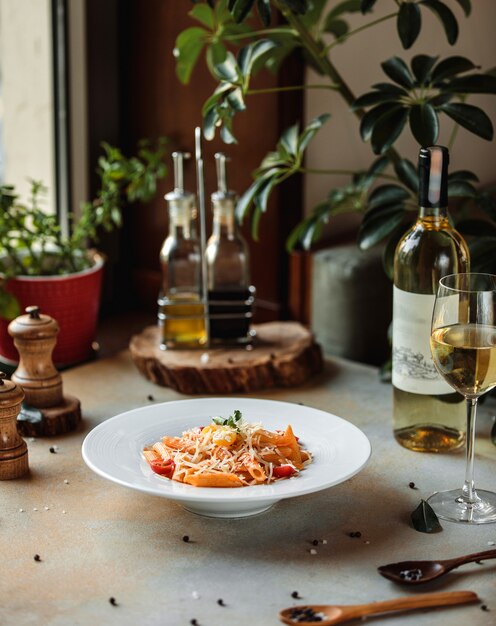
[449,548,496,567]
[349,590,478,620]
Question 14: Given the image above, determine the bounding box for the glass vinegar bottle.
[205,153,253,344]
[392,145,469,452]
[158,151,206,349]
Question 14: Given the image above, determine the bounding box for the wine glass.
[428,273,496,523]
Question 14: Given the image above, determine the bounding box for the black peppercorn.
[147,395,154,401]
[182,535,190,543]
[190,620,199,625]
[217,598,225,606]
[49,446,56,454]
[291,591,301,599]
[34,554,41,562]
[481,605,490,611]
[409,482,417,489]
[109,597,118,606]
[312,539,319,546]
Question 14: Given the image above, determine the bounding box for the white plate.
[82,398,371,518]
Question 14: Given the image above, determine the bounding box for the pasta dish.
[143,410,312,488]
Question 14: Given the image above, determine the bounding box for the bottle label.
[392,286,453,395]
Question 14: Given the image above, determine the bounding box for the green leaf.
[371,106,408,154]
[453,0,471,17]
[280,0,308,14]
[230,0,255,23]
[447,181,476,197]
[371,82,410,96]
[421,0,458,45]
[358,205,404,249]
[409,103,439,146]
[394,159,418,193]
[326,0,362,20]
[298,113,330,152]
[206,42,228,74]
[256,0,271,26]
[323,18,349,39]
[279,123,300,157]
[448,169,479,183]
[444,74,496,94]
[360,103,402,142]
[174,27,209,85]
[411,499,443,533]
[190,3,215,29]
[360,0,377,13]
[238,39,277,77]
[411,55,438,84]
[213,52,240,81]
[381,57,414,89]
[0,287,21,320]
[440,103,494,140]
[226,87,246,111]
[352,90,402,110]
[363,155,389,185]
[431,56,477,83]
[253,176,278,212]
[397,2,421,49]
[368,185,410,209]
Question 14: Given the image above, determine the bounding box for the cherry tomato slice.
[273,465,296,478]
[149,458,175,477]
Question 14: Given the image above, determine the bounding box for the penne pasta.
[143,411,312,488]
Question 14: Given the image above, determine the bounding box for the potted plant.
[0,138,169,367]
[174,0,496,274]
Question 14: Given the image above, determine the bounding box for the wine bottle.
[392,145,469,452]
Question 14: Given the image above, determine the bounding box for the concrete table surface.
[2,351,496,626]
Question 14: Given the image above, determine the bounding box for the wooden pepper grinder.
[8,306,81,437]
[0,371,29,479]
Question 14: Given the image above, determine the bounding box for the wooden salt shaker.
[8,306,81,437]
[0,372,29,479]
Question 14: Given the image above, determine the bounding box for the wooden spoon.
[378,548,496,584]
[279,590,478,625]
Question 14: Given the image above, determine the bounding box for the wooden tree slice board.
[17,395,81,438]
[129,322,323,394]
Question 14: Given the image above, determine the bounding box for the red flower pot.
[0,253,104,367]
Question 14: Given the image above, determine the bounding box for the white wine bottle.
[392,146,469,452]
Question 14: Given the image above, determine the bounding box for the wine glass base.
[427,489,496,524]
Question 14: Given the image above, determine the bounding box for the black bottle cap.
[418,145,449,208]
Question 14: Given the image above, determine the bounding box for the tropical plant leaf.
[358,205,405,249]
[280,0,309,14]
[447,181,476,197]
[352,90,404,110]
[298,113,331,152]
[431,55,477,83]
[421,0,458,45]
[411,54,438,84]
[256,0,272,26]
[238,39,277,77]
[448,169,479,183]
[443,74,496,94]
[360,0,377,13]
[397,2,421,49]
[453,0,471,17]
[409,103,439,146]
[360,103,402,142]
[190,2,215,29]
[230,0,255,23]
[411,499,442,533]
[371,106,408,154]
[440,102,494,140]
[174,27,209,84]
[381,57,414,89]
[368,185,410,209]
[394,159,418,193]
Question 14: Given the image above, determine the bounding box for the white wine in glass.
[429,273,496,523]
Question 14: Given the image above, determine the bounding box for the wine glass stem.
[461,398,478,504]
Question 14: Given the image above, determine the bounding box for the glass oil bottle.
[205,153,254,345]
[158,151,206,349]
